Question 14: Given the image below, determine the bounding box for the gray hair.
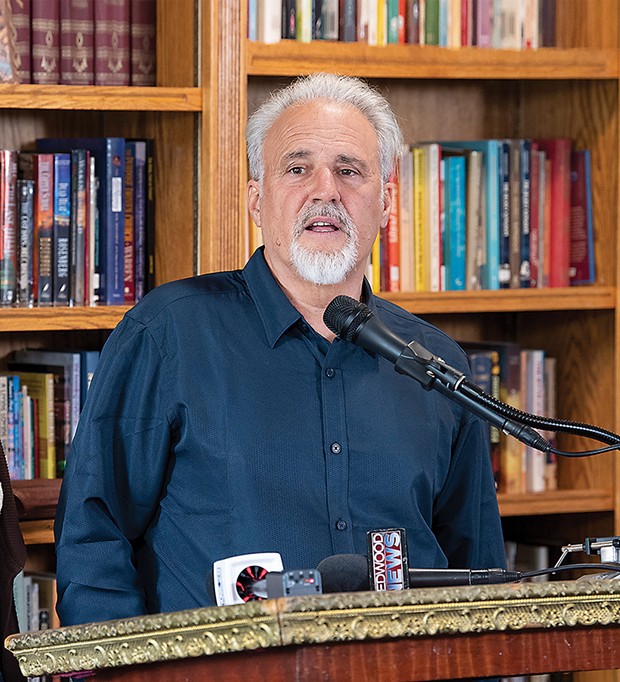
[246,73,404,184]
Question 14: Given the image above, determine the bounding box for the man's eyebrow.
[337,154,370,173]
[283,149,311,162]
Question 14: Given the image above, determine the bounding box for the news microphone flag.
[367,528,409,591]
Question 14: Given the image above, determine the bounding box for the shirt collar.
[243,247,377,348]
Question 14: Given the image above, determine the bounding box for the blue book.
[439,140,501,289]
[443,155,466,290]
[36,137,126,305]
[79,349,100,411]
[52,153,71,305]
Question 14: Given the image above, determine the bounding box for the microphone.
[368,528,409,590]
[324,295,551,454]
[212,553,322,605]
[317,553,522,593]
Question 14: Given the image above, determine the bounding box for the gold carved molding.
[6,579,620,677]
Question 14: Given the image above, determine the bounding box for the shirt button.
[330,442,341,454]
[325,368,335,378]
[335,519,348,531]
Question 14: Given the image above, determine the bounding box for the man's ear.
[380,180,395,229]
[247,180,262,227]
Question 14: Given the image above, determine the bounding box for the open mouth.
[304,218,341,234]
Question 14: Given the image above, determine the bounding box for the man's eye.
[288,166,304,175]
[340,168,357,176]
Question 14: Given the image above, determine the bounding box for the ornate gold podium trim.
[6,579,620,677]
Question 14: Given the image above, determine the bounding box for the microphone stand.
[393,341,620,455]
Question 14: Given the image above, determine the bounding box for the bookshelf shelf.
[382,286,616,315]
[247,42,619,80]
[0,85,202,111]
[0,306,129,332]
[498,488,615,517]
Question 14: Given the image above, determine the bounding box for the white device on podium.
[213,552,284,605]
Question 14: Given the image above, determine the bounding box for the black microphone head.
[316,554,370,593]
[323,295,373,341]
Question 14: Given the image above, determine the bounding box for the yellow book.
[412,145,426,291]
[370,231,381,291]
[11,371,56,479]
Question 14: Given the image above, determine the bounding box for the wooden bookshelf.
[8,12,620,681]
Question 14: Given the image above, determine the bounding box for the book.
[70,148,90,306]
[518,138,532,288]
[0,149,18,306]
[94,0,130,85]
[9,349,81,477]
[11,0,30,83]
[36,137,126,305]
[321,0,339,40]
[60,0,95,84]
[498,140,511,288]
[338,0,356,41]
[79,349,100,410]
[464,149,484,290]
[126,140,146,301]
[19,153,55,306]
[282,0,296,39]
[442,153,466,290]
[123,142,136,302]
[398,146,415,292]
[144,138,155,293]
[534,138,572,287]
[0,1,20,83]
[423,142,441,292]
[412,145,426,291]
[130,0,156,85]
[31,0,60,84]
[385,170,400,292]
[10,371,56,480]
[257,0,282,43]
[52,153,71,306]
[569,149,595,285]
[16,178,34,307]
[507,139,522,289]
[528,143,542,288]
[521,348,546,492]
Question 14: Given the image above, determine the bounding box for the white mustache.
[294,203,355,237]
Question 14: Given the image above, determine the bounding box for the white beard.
[289,203,359,285]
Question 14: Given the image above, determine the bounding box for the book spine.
[528,142,541,288]
[95,0,130,85]
[321,0,339,40]
[0,149,18,306]
[11,0,31,83]
[130,0,156,85]
[123,143,135,303]
[257,0,283,43]
[145,139,155,293]
[102,138,126,304]
[52,153,71,306]
[569,149,595,285]
[128,141,146,301]
[70,149,88,305]
[31,0,60,84]
[519,139,531,287]
[386,171,400,292]
[339,0,356,41]
[16,178,34,307]
[498,140,511,288]
[60,0,95,85]
[34,154,54,306]
[412,145,425,291]
[446,155,466,290]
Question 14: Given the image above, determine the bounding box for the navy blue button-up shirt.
[55,248,505,625]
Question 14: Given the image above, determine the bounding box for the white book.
[257,0,282,43]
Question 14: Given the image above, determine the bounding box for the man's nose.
[310,167,341,203]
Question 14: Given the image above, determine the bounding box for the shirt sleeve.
[432,412,506,570]
[54,315,173,625]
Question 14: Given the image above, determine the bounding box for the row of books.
[368,138,593,293]
[1,0,155,86]
[250,0,556,48]
[2,347,100,481]
[463,341,557,495]
[0,137,155,307]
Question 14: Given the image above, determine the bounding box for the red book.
[95,0,130,85]
[130,0,156,86]
[386,172,400,292]
[11,0,31,83]
[534,138,572,288]
[31,0,60,84]
[60,0,95,85]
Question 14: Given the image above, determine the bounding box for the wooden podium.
[6,579,620,681]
